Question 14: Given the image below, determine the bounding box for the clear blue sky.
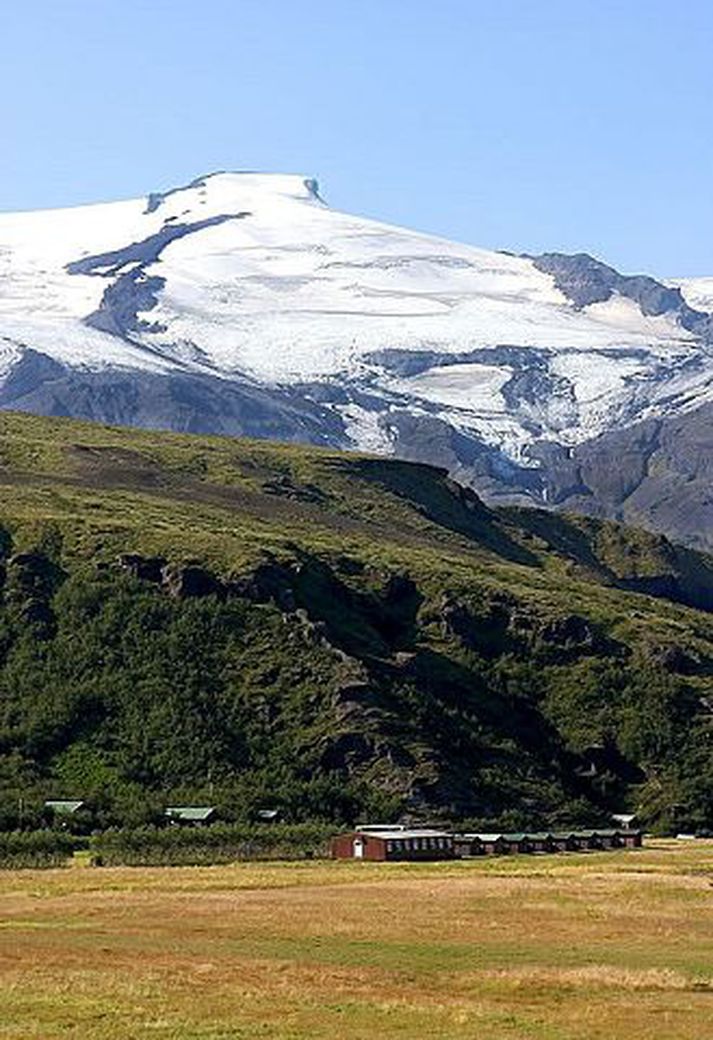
[3,0,713,275]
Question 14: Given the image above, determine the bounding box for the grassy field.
[0,842,711,1039]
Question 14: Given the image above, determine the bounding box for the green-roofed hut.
[550,831,579,853]
[165,806,216,826]
[502,833,530,854]
[527,832,554,854]
[591,829,623,850]
[573,830,603,851]
[452,834,486,857]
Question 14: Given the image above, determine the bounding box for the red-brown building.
[330,828,454,861]
[330,826,642,861]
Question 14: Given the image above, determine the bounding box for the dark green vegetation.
[0,823,331,869]
[0,411,710,833]
[0,824,332,869]
[91,822,333,866]
[0,829,79,868]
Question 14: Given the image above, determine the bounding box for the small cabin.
[331,828,454,861]
[165,806,216,826]
[527,832,553,854]
[573,830,601,851]
[44,799,87,831]
[550,831,579,853]
[570,830,629,851]
[452,834,487,857]
[591,829,622,850]
[502,833,529,854]
[619,829,642,849]
[466,833,510,856]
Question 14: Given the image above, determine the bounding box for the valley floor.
[0,842,711,1039]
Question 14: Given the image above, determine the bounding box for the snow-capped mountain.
[1,172,712,548]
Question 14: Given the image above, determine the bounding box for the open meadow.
[0,841,711,1039]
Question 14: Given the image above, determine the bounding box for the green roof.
[457,834,507,842]
[165,806,216,822]
[45,800,84,815]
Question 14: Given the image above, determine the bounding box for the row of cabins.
[454,829,641,856]
[331,825,642,861]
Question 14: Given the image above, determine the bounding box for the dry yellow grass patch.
[481,964,701,991]
[0,842,711,1039]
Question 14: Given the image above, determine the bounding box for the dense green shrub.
[0,829,79,868]
[90,823,335,867]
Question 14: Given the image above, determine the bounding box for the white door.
[353,838,365,859]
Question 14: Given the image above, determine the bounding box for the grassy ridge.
[0,410,710,830]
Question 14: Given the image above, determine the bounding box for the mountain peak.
[145,171,323,216]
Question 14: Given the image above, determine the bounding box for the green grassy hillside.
[0,411,710,831]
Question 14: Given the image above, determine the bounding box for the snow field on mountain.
[0,171,712,458]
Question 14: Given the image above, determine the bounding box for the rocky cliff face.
[385,401,713,553]
[0,410,711,830]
